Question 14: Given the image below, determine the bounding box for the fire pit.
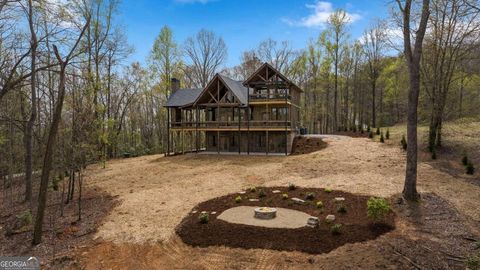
[254,207,277,219]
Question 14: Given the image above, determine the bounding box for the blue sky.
[119,0,391,67]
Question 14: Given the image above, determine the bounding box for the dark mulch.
[176,187,395,254]
[291,137,328,155]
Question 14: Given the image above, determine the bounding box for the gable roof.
[165,88,203,108]
[243,62,303,92]
[218,74,248,105]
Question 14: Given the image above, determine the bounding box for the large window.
[271,107,288,120]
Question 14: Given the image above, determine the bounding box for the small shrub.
[324,188,333,193]
[249,186,257,193]
[466,256,479,270]
[16,210,33,227]
[330,223,342,235]
[380,132,385,143]
[367,126,371,132]
[305,192,315,200]
[401,135,407,150]
[462,154,469,166]
[199,213,209,224]
[368,131,374,138]
[288,183,296,190]
[337,204,347,213]
[376,127,381,135]
[316,201,324,209]
[282,193,289,200]
[431,149,437,160]
[386,129,390,140]
[235,196,242,203]
[367,197,391,222]
[258,189,266,198]
[466,162,475,175]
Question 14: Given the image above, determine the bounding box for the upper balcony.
[170,120,293,131]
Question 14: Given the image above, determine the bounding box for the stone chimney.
[171,78,180,94]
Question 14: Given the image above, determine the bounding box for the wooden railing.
[249,93,291,100]
[171,120,291,129]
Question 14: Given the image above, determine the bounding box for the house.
[165,63,302,155]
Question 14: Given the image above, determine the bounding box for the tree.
[396,0,431,201]
[33,15,90,245]
[325,9,350,132]
[363,20,387,128]
[183,29,227,88]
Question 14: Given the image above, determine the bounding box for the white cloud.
[283,1,362,28]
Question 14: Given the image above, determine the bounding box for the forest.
[0,0,480,247]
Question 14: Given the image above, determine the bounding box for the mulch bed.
[291,136,328,155]
[176,186,395,254]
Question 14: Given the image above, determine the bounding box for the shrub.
[330,223,342,235]
[376,127,381,135]
[368,131,374,138]
[249,186,257,193]
[324,188,333,193]
[199,213,209,224]
[462,154,469,166]
[466,162,475,175]
[431,150,437,160]
[305,192,315,200]
[380,132,385,143]
[316,201,324,209]
[386,129,390,140]
[401,135,407,150]
[466,256,479,270]
[337,204,347,213]
[282,193,289,200]
[367,197,391,222]
[235,196,242,203]
[367,126,371,132]
[258,189,266,198]
[288,183,296,190]
[16,210,33,227]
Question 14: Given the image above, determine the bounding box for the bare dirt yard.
[49,136,480,269]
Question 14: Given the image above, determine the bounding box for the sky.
[119,0,392,67]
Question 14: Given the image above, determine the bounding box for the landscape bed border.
[176,186,395,254]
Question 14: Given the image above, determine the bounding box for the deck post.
[238,106,241,154]
[247,87,250,155]
[166,108,170,156]
[285,85,289,156]
[266,130,269,155]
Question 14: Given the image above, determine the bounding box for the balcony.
[170,120,292,131]
[249,92,291,101]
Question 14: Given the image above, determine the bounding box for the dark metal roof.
[218,74,248,105]
[165,88,203,108]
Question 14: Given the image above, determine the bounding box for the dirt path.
[70,137,480,269]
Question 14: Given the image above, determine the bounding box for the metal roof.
[165,88,203,108]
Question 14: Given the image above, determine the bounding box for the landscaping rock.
[306,217,319,228]
[292,198,305,205]
[249,199,260,202]
[272,190,281,194]
[201,211,208,214]
[326,215,335,222]
[334,197,345,202]
[191,210,198,214]
[211,212,217,215]
[238,191,246,194]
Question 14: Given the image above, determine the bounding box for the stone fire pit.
[254,207,277,219]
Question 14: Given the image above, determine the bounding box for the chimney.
[171,78,180,94]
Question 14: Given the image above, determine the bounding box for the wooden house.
[165,63,302,155]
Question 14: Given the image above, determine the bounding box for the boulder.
[326,214,335,222]
[291,197,305,205]
[306,217,319,228]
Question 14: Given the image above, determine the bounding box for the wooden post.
[217,130,220,154]
[166,108,170,156]
[195,107,199,153]
[238,106,241,154]
[285,86,289,156]
[247,87,250,155]
[266,130,269,155]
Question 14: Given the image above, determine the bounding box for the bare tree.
[396,0,431,201]
[363,20,387,128]
[33,16,90,245]
[183,29,227,88]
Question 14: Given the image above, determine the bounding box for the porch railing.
[171,120,291,129]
